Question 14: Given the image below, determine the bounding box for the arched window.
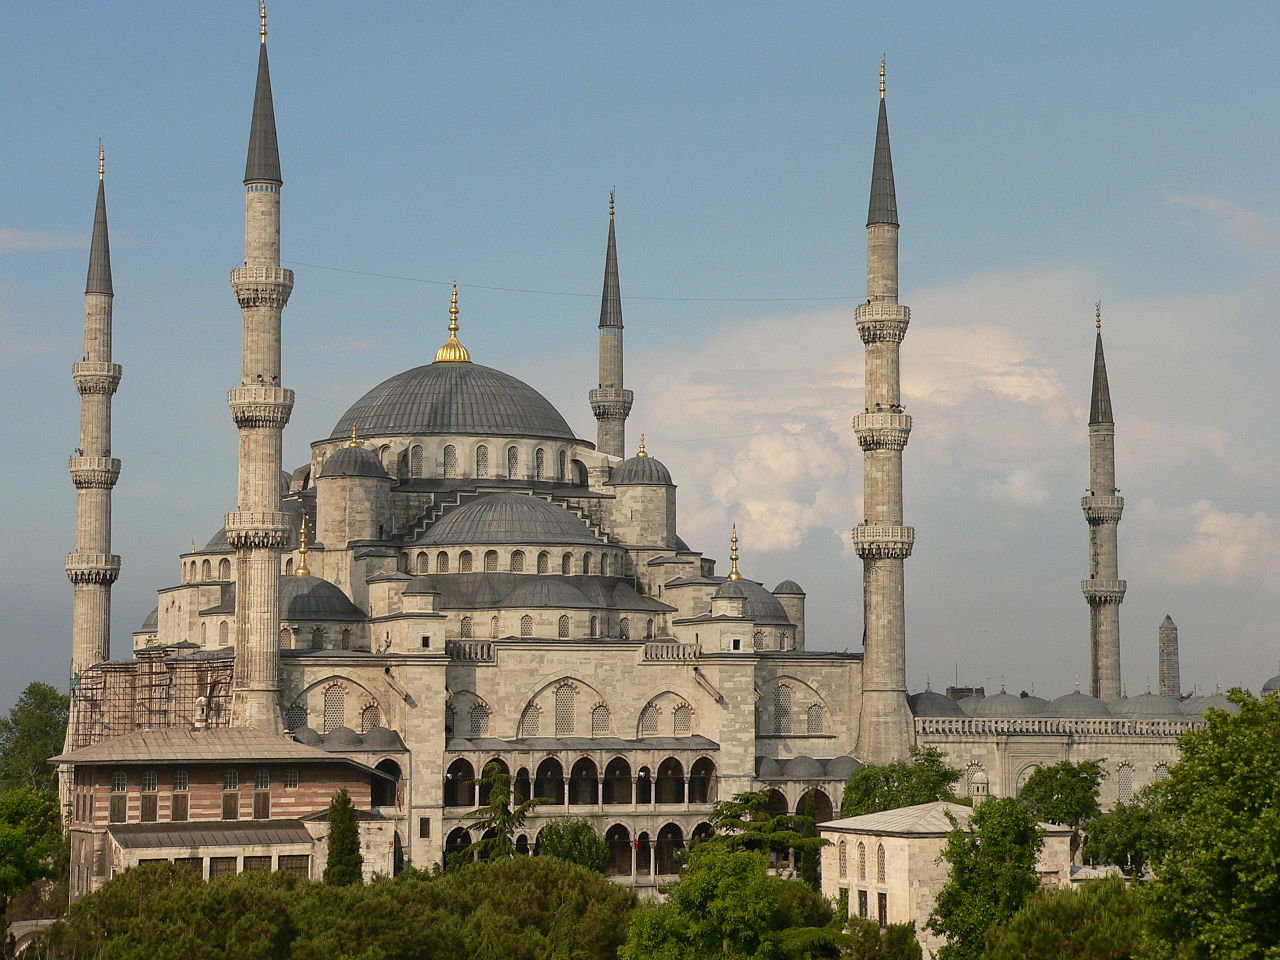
[1015,764,1039,796]
[459,551,473,573]
[561,552,572,575]
[558,615,571,638]
[876,843,886,883]
[600,555,610,577]
[773,683,794,734]
[520,615,534,637]
[279,626,292,648]
[201,559,212,580]
[1118,764,1134,803]
[360,704,381,733]
[218,620,229,646]
[417,552,429,574]
[460,616,473,639]
[285,704,306,731]
[310,627,324,650]
[640,704,660,737]
[511,550,525,572]
[200,623,207,645]
[582,553,592,575]
[589,616,599,638]
[673,703,692,735]
[322,685,345,733]
[284,557,293,576]
[965,764,983,797]
[838,839,848,879]
[557,450,567,480]
[340,628,351,650]
[1154,763,1170,781]
[490,616,500,639]
[519,704,541,737]
[410,445,423,477]
[435,551,450,573]
[857,841,867,880]
[484,550,499,572]
[646,618,655,639]
[475,445,489,478]
[619,617,630,640]
[535,448,545,480]
[442,444,457,478]
[752,630,764,651]
[537,551,550,574]
[444,704,455,735]
[506,446,518,479]
[806,704,824,735]
[554,684,576,736]
[591,704,610,736]
[219,558,231,580]
[469,703,490,737]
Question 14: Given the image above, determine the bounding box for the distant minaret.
[589,191,632,458]
[67,144,122,684]
[854,61,915,763]
[1082,304,1125,701]
[227,3,293,731]
[1158,615,1180,698]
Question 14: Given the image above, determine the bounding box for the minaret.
[1158,615,1179,698]
[589,191,633,458]
[1082,304,1125,701]
[854,61,914,763]
[67,144,123,684]
[226,3,293,731]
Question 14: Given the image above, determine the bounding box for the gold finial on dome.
[880,55,886,99]
[434,282,472,363]
[1095,300,1102,332]
[260,0,268,43]
[98,142,105,181]
[727,524,742,581]
[296,519,310,577]
[348,423,362,447]
[636,434,647,458]
[609,188,616,221]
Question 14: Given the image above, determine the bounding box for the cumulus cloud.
[1166,194,1279,257]
[0,227,85,252]
[1131,497,1280,594]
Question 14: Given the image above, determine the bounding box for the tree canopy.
[321,789,362,886]
[706,790,826,863]
[1081,785,1166,878]
[0,683,69,793]
[533,818,608,873]
[979,877,1147,960]
[463,762,544,861]
[840,746,961,818]
[0,787,63,917]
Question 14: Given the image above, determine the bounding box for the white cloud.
[981,468,1051,507]
[1131,497,1280,595]
[0,227,85,252]
[1166,194,1279,258]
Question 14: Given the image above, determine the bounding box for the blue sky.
[3,2,1279,709]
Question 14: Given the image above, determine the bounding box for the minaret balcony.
[852,523,915,560]
[228,385,295,428]
[230,266,294,308]
[72,361,122,395]
[855,302,910,344]
[68,456,121,488]
[65,553,121,584]
[1081,578,1127,604]
[1081,495,1124,523]
[853,412,912,451]
[225,511,293,549]
[589,387,634,420]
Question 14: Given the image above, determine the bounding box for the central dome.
[331,362,580,442]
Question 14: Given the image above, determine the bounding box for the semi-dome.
[909,689,966,718]
[362,726,402,750]
[139,606,159,632]
[293,726,322,746]
[280,575,367,621]
[331,362,579,442]
[756,757,782,779]
[712,579,792,624]
[1113,691,1186,721]
[1045,690,1113,719]
[323,726,361,747]
[421,493,602,546]
[607,454,672,486]
[1022,695,1050,713]
[971,691,1041,718]
[781,755,824,779]
[319,444,389,479]
[825,756,861,779]
[772,580,805,596]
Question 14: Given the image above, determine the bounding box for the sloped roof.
[822,801,1071,838]
[53,728,360,765]
[110,819,311,850]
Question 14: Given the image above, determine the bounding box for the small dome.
[971,691,1038,718]
[909,689,966,718]
[362,726,402,749]
[825,756,861,779]
[421,493,602,546]
[319,444,389,479]
[323,726,361,747]
[608,455,672,486]
[403,575,439,596]
[1022,695,1050,713]
[503,578,593,609]
[957,695,983,716]
[712,579,792,625]
[280,575,367,621]
[139,606,159,632]
[293,726,321,745]
[772,580,805,596]
[756,757,782,779]
[782,755,824,779]
[1262,673,1280,694]
[1180,692,1240,717]
[1046,691,1113,719]
[1113,692,1186,721]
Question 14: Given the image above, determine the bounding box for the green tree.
[322,788,362,886]
[1081,784,1166,878]
[463,762,544,861]
[926,798,1043,960]
[1016,759,1104,853]
[980,877,1147,960]
[1143,690,1280,959]
[620,845,844,960]
[840,746,961,818]
[0,683,69,793]
[842,916,924,960]
[705,790,827,865]
[532,818,608,873]
[0,788,63,918]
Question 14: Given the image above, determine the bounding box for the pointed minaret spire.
[86,145,112,296]
[590,190,633,458]
[1090,302,1113,424]
[867,59,899,228]
[244,2,281,185]
[727,525,742,581]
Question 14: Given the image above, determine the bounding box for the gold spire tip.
[98,142,104,180]
[609,188,616,220]
[260,0,267,42]
[348,423,361,447]
[727,524,742,581]
[636,434,647,458]
[295,519,310,577]
[434,282,471,363]
[880,56,886,99]
[1095,300,1102,332]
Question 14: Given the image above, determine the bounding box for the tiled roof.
[54,728,360,766]
[109,819,311,850]
[822,801,1071,838]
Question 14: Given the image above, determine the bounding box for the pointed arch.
[410,445,423,477]
[554,683,577,736]
[511,550,525,572]
[535,448,545,480]
[537,551,550,574]
[322,684,346,733]
[519,703,541,738]
[520,614,534,637]
[436,550,450,573]
[218,558,231,580]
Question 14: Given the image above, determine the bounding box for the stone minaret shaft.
[1082,321,1125,701]
[67,151,122,683]
[227,23,294,731]
[854,72,914,763]
[589,194,632,458]
[1158,615,1179,698]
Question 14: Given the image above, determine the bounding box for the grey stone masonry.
[590,200,632,458]
[68,168,121,682]
[228,38,292,733]
[1158,615,1180,699]
[855,86,914,764]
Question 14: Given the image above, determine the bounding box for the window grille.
[511,550,525,572]
[773,684,794,734]
[484,550,498,572]
[857,842,866,880]
[554,684,576,736]
[285,705,306,731]
[210,856,237,879]
[753,630,764,650]
[558,615,571,638]
[965,765,981,797]
[360,705,381,732]
[142,770,158,792]
[557,450,567,480]
[459,551,473,572]
[202,559,212,579]
[223,769,240,790]
[417,552,429,574]
[310,627,324,650]
[1154,763,1170,781]
[640,704,660,736]
[537,551,550,574]
[877,892,887,925]
[460,616,473,639]
[280,626,292,648]
[491,616,500,638]
[589,616,599,637]
[444,705,455,735]
[507,446,518,479]
[201,623,207,645]
[535,448,545,480]
[591,704,610,736]
[284,768,299,789]
[219,558,231,579]
[172,770,189,792]
[243,856,271,872]
[646,618,654,639]
[475,445,488,478]
[436,551,450,573]
[340,629,351,650]
[469,703,490,737]
[619,617,630,640]
[419,818,430,839]
[876,844,886,883]
[519,704,541,737]
[857,890,868,918]
[600,555,610,577]
[442,444,457,477]
[218,621,229,645]
[806,704,824,735]
[520,615,534,637]
[277,855,310,876]
[561,552,572,575]
[838,840,847,879]
[673,704,692,735]
[1118,764,1134,802]
[410,445,423,477]
[582,553,592,575]
[322,686,345,732]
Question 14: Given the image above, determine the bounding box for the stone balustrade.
[68,456,121,488]
[915,716,1201,737]
[643,642,700,662]
[72,361,122,394]
[1081,495,1125,523]
[65,553,122,583]
[447,640,496,662]
[851,524,915,560]
[1081,578,1127,603]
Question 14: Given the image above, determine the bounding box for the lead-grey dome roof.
[331,362,579,442]
[1045,691,1113,718]
[607,455,672,486]
[712,579,792,625]
[319,444,389,479]
[1180,692,1240,716]
[1263,674,1280,694]
[909,689,966,718]
[971,691,1042,718]
[421,493,602,546]
[772,580,805,596]
[1113,691,1186,721]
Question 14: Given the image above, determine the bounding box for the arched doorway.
[444,827,472,867]
[764,788,788,815]
[656,758,685,803]
[796,788,834,824]
[636,766,653,805]
[534,758,565,805]
[373,758,401,807]
[635,831,652,875]
[569,757,599,805]
[605,824,632,876]
[515,834,530,856]
[603,757,632,804]
[443,759,474,807]
[691,821,714,846]
[655,822,685,875]
[514,767,531,804]
[689,757,716,804]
